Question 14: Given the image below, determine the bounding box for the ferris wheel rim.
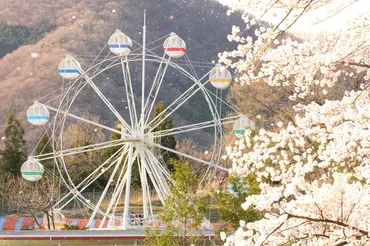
[27,29,245,229]
[50,58,221,217]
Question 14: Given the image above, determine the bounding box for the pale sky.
[218,0,370,33]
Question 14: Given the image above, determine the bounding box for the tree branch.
[286,213,369,237]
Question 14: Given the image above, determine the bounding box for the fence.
[0,189,159,215]
[61,189,160,210]
[0,190,220,222]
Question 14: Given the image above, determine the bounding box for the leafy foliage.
[145,160,207,246]
[214,173,261,229]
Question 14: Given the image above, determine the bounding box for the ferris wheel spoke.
[153,115,240,138]
[145,164,167,204]
[136,152,150,219]
[145,81,197,129]
[121,57,138,126]
[204,86,239,114]
[141,151,171,196]
[57,191,98,214]
[33,139,126,161]
[144,55,171,124]
[140,147,169,197]
[122,143,136,229]
[110,158,130,218]
[167,63,226,127]
[57,147,126,211]
[35,101,122,135]
[55,145,127,210]
[142,145,171,181]
[184,53,200,80]
[147,142,229,172]
[78,144,129,193]
[90,145,131,227]
[147,82,203,132]
[80,71,132,132]
[146,70,212,132]
[110,149,138,220]
[138,148,169,204]
[99,147,139,227]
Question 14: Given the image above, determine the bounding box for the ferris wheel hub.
[121,128,155,145]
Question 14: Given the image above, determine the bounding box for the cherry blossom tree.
[220,0,370,102]
[219,0,370,245]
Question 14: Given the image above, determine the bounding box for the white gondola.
[21,159,44,181]
[209,64,232,89]
[58,56,81,79]
[42,209,66,230]
[233,114,255,138]
[26,103,49,126]
[108,29,132,56]
[163,33,186,58]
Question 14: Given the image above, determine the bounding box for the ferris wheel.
[22,18,254,230]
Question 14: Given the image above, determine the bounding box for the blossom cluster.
[219,0,370,100]
[221,1,370,244]
[224,90,370,245]
[224,173,370,245]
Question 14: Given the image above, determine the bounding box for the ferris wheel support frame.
[141,10,147,132]
[122,143,134,230]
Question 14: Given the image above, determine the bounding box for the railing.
[61,189,160,210]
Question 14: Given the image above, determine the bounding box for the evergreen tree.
[0,111,27,176]
[151,101,178,171]
[0,22,55,59]
[145,160,207,246]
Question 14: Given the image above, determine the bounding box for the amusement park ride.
[21,14,254,230]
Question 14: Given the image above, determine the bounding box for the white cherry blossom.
[221,1,370,245]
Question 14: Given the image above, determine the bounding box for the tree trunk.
[29,209,41,229]
[44,210,51,230]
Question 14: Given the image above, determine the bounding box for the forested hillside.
[0,0,244,146]
[0,22,55,58]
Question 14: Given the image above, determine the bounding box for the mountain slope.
[0,0,243,147]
